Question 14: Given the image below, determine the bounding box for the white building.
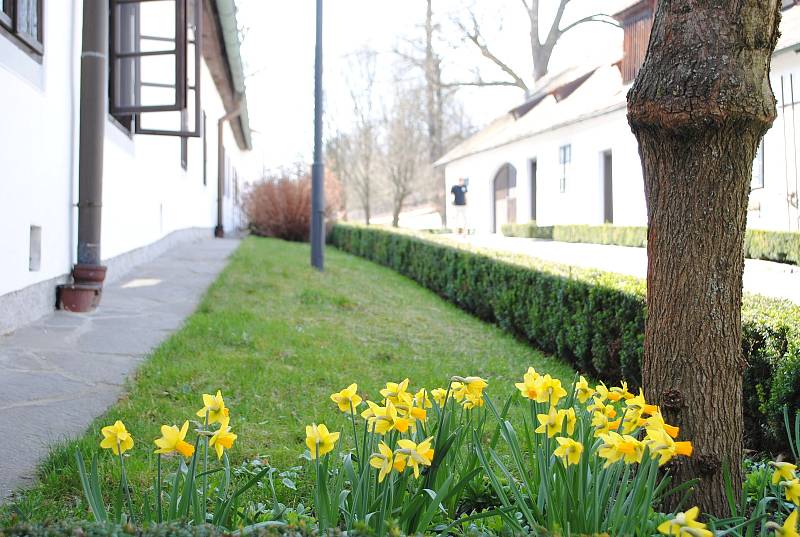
[0,0,254,334]
[437,0,800,235]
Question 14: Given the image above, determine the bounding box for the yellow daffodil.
[785,479,800,506]
[451,376,488,402]
[591,412,621,437]
[621,408,643,434]
[625,389,658,416]
[330,383,363,414]
[396,403,427,422]
[369,442,396,483]
[396,437,435,478]
[767,509,799,537]
[413,388,432,409]
[462,390,485,410]
[562,407,577,436]
[380,378,411,405]
[644,428,693,466]
[575,376,595,403]
[598,431,643,467]
[607,381,633,402]
[515,367,542,400]
[450,381,466,402]
[594,382,610,402]
[196,390,229,425]
[772,461,799,485]
[588,398,617,419]
[536,406,565,437]
[154,421,195,458]
[364,400,412,434]
[554,437,583,466]
[100,420,134,455]
[305,422,339,460]
[645,411,680,439]
[209,416,237,460]
[657,506,712,537]
[431,388,448,407]
[535,374,567,405]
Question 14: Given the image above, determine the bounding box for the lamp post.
[310,0,325,270]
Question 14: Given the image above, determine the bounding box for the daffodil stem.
[349,401,359,458]
[203,411,209,518]
[156,454,162,523]
[117,441,135,525]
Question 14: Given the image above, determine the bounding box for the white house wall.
[445,108,646,234]
[0,1,249,303]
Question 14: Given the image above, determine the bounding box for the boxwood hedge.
[330,224,800,453]
[501,222,800,266]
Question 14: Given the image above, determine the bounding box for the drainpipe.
[57,0,108,312]
[215,101,242,238]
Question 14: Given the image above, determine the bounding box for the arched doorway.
[493,163,517,232]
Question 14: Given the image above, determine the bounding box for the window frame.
[0,0,44,56]
[751,138,765,190]
[559,144,571,193]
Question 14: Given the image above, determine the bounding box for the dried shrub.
[244,167,340,242]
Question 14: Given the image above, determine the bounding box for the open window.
[109,0,202,137]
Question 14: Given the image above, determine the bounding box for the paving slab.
[452,234,800,305]
[0,238,240,500]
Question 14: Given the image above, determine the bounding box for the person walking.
[450,178,468,235]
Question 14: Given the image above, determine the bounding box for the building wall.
[0,1,249,301]
[445,107,646,234]
[446,51,800,235]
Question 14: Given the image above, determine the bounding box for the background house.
[437,0,800,235]
[0,0,254,334]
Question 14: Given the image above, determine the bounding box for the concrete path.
[451,234,800,305]
[0,238,240,499]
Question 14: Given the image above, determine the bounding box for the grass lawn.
[2,236,575,523]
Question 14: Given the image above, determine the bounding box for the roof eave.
[214,0,252,150]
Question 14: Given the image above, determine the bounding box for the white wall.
[444,107,646,234]
[0,0,250,299]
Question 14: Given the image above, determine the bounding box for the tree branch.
[559,14,621,35]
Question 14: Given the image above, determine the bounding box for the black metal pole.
[310,0,325,270]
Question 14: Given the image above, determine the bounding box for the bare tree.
[382,85,430,227]
[628,0,781,515]
[451,0,619,92]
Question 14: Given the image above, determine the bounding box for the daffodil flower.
[591,412,621,437]
[575,376,595,404]
[594,381,610,402]
[100,420,134,455]
[209,416,238,460]
[598,431,643,467]
[515,367,542,400]
[305,422,339,460]
[380,378,411,405]
[413,388,432,409]
[154,421,195,458]
[535,374,567,405]
[462,390,485,410]
[657,506,713,537]
[644,428,692,466]
[196,390,229,425]
[369,442,395,483]
[784,478,800,506]
[561,407,577,436]
[772,461,799,485]
[554,437,583,466]
[431,388,448,407]
[625,389,658,415]
[330,383,363,414]
[607,381,633,402]
[767,509,799,537]
[645,411,680,439]
[395,437,435,478]
[451,376,488,401]
[588,398,617,419]
[535,405,565,437]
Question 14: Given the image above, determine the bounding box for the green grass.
[1,237,574,523]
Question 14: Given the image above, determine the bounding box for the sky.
[236,0,631,171]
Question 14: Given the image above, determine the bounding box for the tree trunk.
[628,0,781,516]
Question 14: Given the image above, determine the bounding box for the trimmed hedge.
[745,229,800,265]
[500,222,554,239]
[330,224,800,453]
[502,222,800,266]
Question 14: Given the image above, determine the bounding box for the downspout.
[57,0,109,312]
[215,102,242,238]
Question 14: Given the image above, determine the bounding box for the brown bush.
[244,167,340,242]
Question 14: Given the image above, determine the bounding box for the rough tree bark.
[627,0,781,516]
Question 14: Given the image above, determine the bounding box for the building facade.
[437,0,800,236]
[0,0,253,334]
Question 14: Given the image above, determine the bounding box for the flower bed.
[329,223,800,453]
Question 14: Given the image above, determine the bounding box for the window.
[109,0,202,137]
[202,112,207,185]
[0,0,43,55]
[751,139,764,190]
[559,144,571,193]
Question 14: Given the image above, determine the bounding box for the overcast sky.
[236,0,630,171]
